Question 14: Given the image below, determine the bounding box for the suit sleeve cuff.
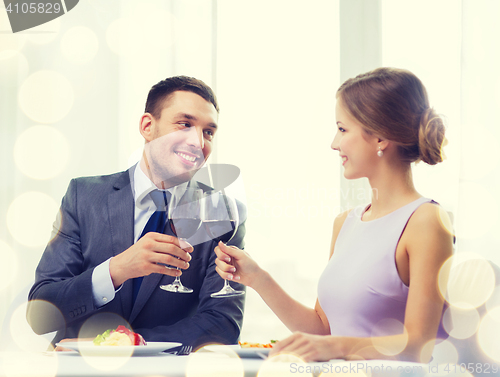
[92,258,120,308]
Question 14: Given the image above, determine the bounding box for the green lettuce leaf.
[93,329,112,345]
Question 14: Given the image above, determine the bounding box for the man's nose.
[186,126,204,150]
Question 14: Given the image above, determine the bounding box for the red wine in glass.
[170,218,202,239]
[203,219,236,244]
[160,187,202,294]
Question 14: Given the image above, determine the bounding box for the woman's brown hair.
[337,67,446,165]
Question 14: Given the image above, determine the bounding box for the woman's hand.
[214,242,264,289]
[54,338,93,352]
[270,332,341,362]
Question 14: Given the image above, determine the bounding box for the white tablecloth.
[0,350,440,377]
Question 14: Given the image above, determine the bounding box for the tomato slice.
[114,325,146,345]
[134,332,146,346]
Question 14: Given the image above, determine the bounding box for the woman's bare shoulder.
[405,201,454,257]
[408,202,451,230]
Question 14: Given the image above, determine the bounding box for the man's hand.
[109,232,193,288]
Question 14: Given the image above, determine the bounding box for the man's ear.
[139,113,154,142]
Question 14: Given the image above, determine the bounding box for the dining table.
[0,345,455,377]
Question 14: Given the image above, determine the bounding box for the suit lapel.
[107,168,135,320]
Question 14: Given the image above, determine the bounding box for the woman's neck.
[365,164,420,220]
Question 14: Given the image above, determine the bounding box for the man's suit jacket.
[27,167,246,348]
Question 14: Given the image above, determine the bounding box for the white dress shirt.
[91,162,187,307]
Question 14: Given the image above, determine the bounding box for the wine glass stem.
[173,237,187,285]
[172,273,181,285]
[222,279,232,289]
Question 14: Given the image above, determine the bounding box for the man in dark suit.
[26,76,246,349]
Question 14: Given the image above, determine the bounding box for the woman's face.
[331,98,380,179]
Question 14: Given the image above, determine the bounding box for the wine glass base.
[210,286,245,298]
[160,283,193,293]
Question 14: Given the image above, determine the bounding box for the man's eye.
[204,129,214,139]
[179,122,191,128]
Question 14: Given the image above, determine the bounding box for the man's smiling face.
[141,90,218,188]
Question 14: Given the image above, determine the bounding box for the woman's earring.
[377,147,384,157]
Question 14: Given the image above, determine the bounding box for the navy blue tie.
[132,190,168,304]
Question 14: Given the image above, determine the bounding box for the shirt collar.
[133,161,188,210]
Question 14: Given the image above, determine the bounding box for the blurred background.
[1,0,499,365]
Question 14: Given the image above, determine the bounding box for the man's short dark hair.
[145,76,219,118]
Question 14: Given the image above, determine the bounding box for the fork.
[177,345,192,355]
[165,344,192,355]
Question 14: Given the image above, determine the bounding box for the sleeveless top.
[317,197,446,338]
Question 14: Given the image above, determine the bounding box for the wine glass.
[201,192,245,298]
[160,187,202,293]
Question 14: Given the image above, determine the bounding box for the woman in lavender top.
[215,67,453,362]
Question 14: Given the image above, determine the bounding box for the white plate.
[204,345,270,359]
[236,347,270,359]
[56,341,182,356]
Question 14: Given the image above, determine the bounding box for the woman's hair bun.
[337,67,447,166]
[418,108,446,165]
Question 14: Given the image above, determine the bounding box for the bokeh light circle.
[0,52,29,88]
[371,318,408,356]
[477,305,500,362]
[78,313,134,370]
[485,284,500,313]
[80,351,131,371]
[14,125,70,179]
[24,299,65,345]
[0,240,19,291]
[105,18,129,56]
[438,253,495,309]
[421,339,458,374]
[78,312,132,340]
[19,70,74,124]
[61,26,99,65]
[186,345,244,377]
[437,206,454,239]
[7,191,58,247]
[10,301,55,352]
[443,305,480,340]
